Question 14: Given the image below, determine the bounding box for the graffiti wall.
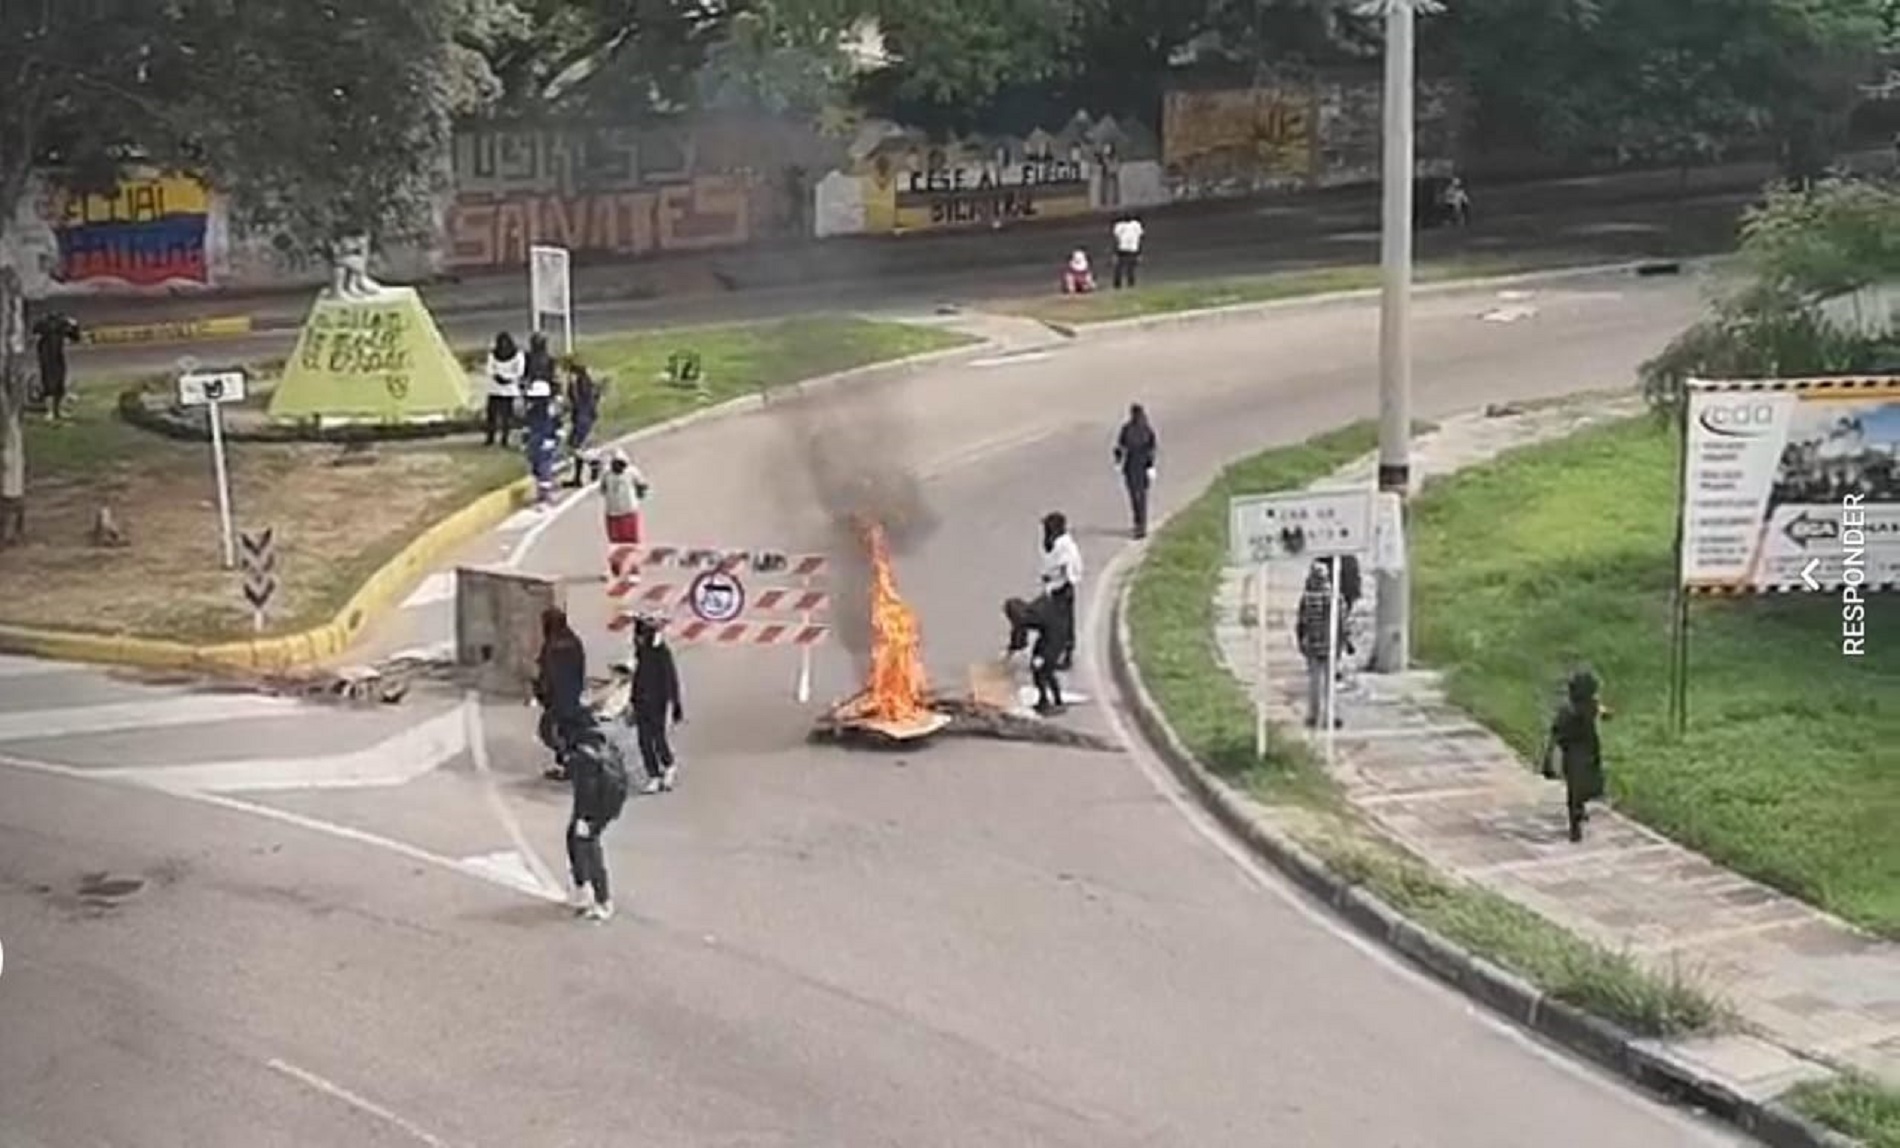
[50,173,211,288]
[813,112,1169,238]
[442,118,822,269]
[1163,74,1461,199]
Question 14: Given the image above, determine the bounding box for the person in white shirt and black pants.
[1111,213,1143,289]
[1039,511,1083,670]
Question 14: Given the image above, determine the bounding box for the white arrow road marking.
[87,704,467,793]
[399,571,456,610]
[1802,557,1822,590]
[457,850,551,899]
[0,694,307,743]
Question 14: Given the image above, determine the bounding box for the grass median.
[1007,256,1559,326]
[1,316,970,643]
[1786,1076,1900,1148]
[1408,416,1899,938]
[1124,420,1727,1038]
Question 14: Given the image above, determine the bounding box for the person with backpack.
[1294,560,1346,730]
[563,717,628,922]
[626,613,685,794]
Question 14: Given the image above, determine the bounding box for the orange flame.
[841,518,930,723]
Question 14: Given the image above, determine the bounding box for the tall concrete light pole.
[1368,0,1435,673]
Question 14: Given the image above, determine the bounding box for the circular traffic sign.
[688,569,746,624]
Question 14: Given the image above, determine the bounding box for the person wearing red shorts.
[601,448,649,545]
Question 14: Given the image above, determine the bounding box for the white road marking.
[1081,549,1746,1141]
[88,705,468,793]
[0,655,71,679]
[464,694,562,898]
[969,351,1054,368]
[1481,305,1539,323]
[503,484,595,568]
[266,1058,453,1147]
[400,572,456,611]
[458,850,551,899]
[0,694,306,743]
[496,507,545,534]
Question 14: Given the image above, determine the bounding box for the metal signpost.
[529,244,573,355]
[177,368,248,569]
[239,527,278,632]
[1228,488,1374,762]
[606,545,831,701]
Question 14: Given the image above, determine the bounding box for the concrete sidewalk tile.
[1201,398,1900,1087]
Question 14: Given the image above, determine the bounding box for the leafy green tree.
[0,0,483,545]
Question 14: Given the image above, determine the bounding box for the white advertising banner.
[1681,378,1900,593]
[528,244,572,353]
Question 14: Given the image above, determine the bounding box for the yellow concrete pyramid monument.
[268,242,473,423]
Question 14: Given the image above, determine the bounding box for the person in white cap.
[600,448,649,546]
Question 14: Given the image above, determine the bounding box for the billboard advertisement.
[1680,378,1900,594]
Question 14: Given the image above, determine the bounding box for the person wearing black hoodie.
[563,717,627,922]
[534,606,588,782]
[1112,403,1158,539]
[627,614,685,794]
[1541,670,1611,842]
[1003,594,1069,714]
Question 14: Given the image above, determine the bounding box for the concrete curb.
[0,337,990,674]
[1103,569,1859,1148]
[1059,258,1699,339]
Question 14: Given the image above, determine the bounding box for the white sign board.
[529,244,572,354]
[177,370,247,407]
[1682,379,1900,592]
[1228,488,1373,567]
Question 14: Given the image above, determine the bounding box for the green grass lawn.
[1123,419,1729,1038]
[1007,256,1556,326]
[1409,416,1900,937]
[3,316,970,643]
[1787,1076,1900,1148]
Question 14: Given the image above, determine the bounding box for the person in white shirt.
[600,448,649,545]
[1111,213,1144,289]
[1038,511,1083,670]
[483,331,525,447]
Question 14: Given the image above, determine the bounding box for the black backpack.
[571,723,630,822]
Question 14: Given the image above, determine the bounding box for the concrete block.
[455,565,565,696]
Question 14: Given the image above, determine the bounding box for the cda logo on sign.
[1697,400,1778,438]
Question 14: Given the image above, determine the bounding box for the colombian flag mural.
[52,173,210,288]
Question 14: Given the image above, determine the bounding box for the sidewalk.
[58,150,1857,334]
[1210,401,1900,1098]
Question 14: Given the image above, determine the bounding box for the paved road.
[0,270,1762,1145]
[67,178,1742,378]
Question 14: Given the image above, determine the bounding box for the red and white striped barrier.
[668,621,829,646]
[608,545,828,579]
[609,581,829,614]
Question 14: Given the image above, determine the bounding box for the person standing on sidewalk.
[1112,403,1158,539]
[1541,670,1611,843]
[483,331,524,447]
[563,718,628,922]
[1038,511,1082,671]
[1111,212,1143,289]
[1295,560,1345,730]
[31,308,81,423]
[627,613,685,795]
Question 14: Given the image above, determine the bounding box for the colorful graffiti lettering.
[51,174,211,287]
[446,175,752,268]
[1162,87,1316,196]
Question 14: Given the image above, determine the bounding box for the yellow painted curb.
[0,478,532,674]
[79,314,255,348]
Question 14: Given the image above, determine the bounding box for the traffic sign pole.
[209,400,236,569]
[1254,561,1270,760]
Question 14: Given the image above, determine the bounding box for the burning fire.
[838,518,931,725]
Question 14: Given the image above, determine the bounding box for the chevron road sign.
[239,527,277,632]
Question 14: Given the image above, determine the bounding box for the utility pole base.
[1371,567,1410,673]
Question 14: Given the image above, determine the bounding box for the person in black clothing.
[1540,670,1611,843]
[627,614,685,794]
[31,310,81,422]
[563,717,628,921]
[1112,402,1158,539]
[534,606,588,782]
[1003,594,1069,715]
[522,332,558,433]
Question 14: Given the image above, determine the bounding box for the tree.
[1641,177,1900,411]
[0,0,485,545]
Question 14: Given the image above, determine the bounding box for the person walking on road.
[565,357,600,486]
[1295,560,1345,730]
[1111,213,1144,289]
[563,717,628,922]
[483,331,524,447]
[1003,595,1069,715]
[534,606,589,782]
[1112,403,1158,539]
[627,614,685,795]
[600,448,649,546]
[31,308,81,423]
[1541,670,1612,843]
[1038,511,1082,671]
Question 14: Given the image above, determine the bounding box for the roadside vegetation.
[1124,421,1728,1038]
[0,318,967,643]
[1786,1075,1900,1148]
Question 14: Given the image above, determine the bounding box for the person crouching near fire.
[1003,595,1069,716]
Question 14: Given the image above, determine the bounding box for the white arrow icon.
[1801,557,1822,591]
